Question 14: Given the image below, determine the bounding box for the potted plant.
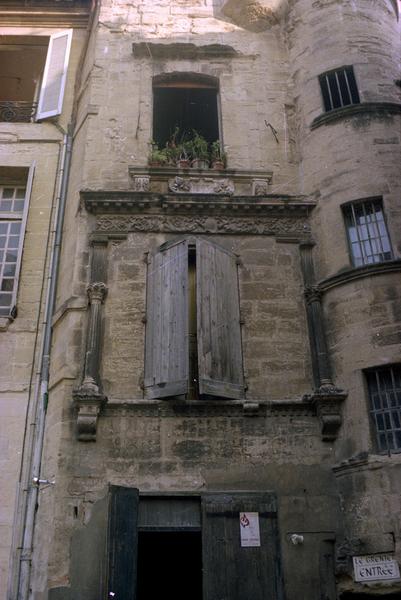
[148,141,168,167]
[191,130,209,169]
[211,140,227,170]
[176,139,192,169]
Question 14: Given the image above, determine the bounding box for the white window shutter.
[36,30,72,120]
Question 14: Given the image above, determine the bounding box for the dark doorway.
[137,531,202,600]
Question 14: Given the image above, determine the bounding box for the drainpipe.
[15,126,73,600]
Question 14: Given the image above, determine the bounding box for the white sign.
[239,512,261,547]
[353,554,401,583]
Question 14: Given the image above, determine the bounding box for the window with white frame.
[0,30,72,123]
[0,167,33,318]
[366,365,401,453]
[318,66,360,112]
[342,198,393,267]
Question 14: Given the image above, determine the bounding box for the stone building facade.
[3,0,401,599]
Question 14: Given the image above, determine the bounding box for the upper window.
[319,66,360,112]
[152,74,219,148]
[342,198,393,267]
[0,166,33,317]
[0,31,72,123]
[366,365,401,453]
[144,238,244,400]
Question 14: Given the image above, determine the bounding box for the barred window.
[319,66,360,112]
[343,199,393,267]
[366,366,401,453]
[0,185,27,316]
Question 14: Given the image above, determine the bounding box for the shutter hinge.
[141,313,147,324]
[143,251,150,264]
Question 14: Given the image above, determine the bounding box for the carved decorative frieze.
[252,179,270,196]
[95,214,309,236]
[168,176,235,195]
[132,176,150,192]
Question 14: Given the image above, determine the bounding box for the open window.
[152,73,220,148]
[144,238,244,400]
[0,30,72,123]
[0,165,34,318]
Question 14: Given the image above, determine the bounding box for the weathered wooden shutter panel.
[144,239,189,398]
[202,493,283,600]
[107,486,139,600]
[37,30,72,120]
[197,240,244,399]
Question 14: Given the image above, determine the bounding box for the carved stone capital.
[305,386,347,441]
[73,384,107,441]
[87,281,107,304]
[304,284,322,304]
[132,175,150,192]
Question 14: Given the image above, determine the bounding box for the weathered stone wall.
[32,0,401,598]
[0,22,87,598]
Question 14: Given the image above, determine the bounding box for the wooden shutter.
[107,486,139,600]
[36,30,72,120]
[197,239,244,399]
[202,493,283,600]
[144,239,189,398]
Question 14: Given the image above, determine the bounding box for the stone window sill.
[311,102,401,130]
[319,258,401,292]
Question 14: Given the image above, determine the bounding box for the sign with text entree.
[353,554,400,583]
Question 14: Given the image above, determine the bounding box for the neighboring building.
[0,1,92,598]
[3,0,401,599]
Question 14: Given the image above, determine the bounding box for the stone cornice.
[319,259,401,292]
[311,102,401,130]
[82,190,314,218]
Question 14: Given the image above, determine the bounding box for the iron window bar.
[366,366,401,453]
[343,198,393,267]
[319,66,360,112]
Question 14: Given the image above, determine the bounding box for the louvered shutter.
[107,486,139,600]
[144,239,189,398]
[202,493,282,600]
[36,30,72,120]
[196,239,244,399]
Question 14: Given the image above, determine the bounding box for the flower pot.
[212,160,225,170]
[191,158,209,169]
[177,159,191,169]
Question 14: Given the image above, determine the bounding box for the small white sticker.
[240,512,261,547]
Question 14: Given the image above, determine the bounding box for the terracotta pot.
[191,158,209,170]
[212,160,225,170]
[177,159,191,169]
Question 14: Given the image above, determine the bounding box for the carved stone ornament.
[132,176,150,192]
[252,179,270,196]
[305,384,347,441]
[304,284,322,304]
[87,281,107,303]
[168,176,234,195]
[96,214,308,236]
[73,383,107,441]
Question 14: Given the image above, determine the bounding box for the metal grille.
[343,199,393,267]
[0,101,37,123]
[366,366,401,453]
[319,67,360,112]
[0,186,26,316]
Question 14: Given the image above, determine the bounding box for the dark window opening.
[343,198,393,267]
[341,595,401,600]
[188,247,199,400]
[319,66,360,112]
[0,36,48,122]
[366,365,401,453]
[137,531,202,600]
[153,78,219,148]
